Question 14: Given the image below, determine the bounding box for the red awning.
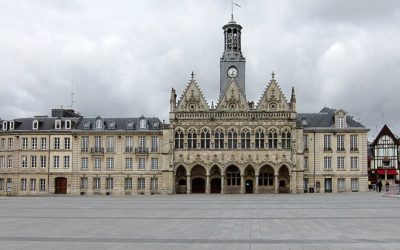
[376,169,398,175]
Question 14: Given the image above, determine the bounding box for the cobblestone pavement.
[0,192,399,249]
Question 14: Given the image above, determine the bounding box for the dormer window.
[83,121,90,130]
[55,120,62,129]
[300,117,308,127]
[9,121,15,130]
[95,119,103,129]
[65,120,71,129]
[153,121,159,129]
[338,117,345,128]
[108,121,116,129]
[2,121,7,131]
[139,119,147,130]
[126,120,134,130]
[32,120,39,130]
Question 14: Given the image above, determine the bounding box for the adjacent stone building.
[0,17,370,195]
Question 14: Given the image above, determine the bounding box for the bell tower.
[220,16,246,98]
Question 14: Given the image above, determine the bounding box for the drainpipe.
[313,132,316,192]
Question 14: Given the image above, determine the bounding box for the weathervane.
[231,1,241,21]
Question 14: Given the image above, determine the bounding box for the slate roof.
[297,107,366,129]
[0,109,163,132]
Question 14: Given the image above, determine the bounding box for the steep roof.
[297,107,366,129]
[371,124,399,146]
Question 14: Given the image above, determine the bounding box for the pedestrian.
[385,181,389,192]
[378,180,382,193]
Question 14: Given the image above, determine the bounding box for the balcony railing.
[151,147,159,153]
[91,147,104,154]
[125,147,134,153]
[135,147,149,154]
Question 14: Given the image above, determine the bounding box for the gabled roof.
[215,78,249,111]
[256,78,290,111]
[175,76,209,112]
[371,124,399,146]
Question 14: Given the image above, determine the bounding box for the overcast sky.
[0,0,399,139]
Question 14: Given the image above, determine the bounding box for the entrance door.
[324,178,332,193]
[55,177,67,194]
[245,179,253,193]
[192,178,205,193]
[210,178,221,193]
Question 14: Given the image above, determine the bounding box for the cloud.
[0,0,399,140]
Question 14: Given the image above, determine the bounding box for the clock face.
[227,67,238,78]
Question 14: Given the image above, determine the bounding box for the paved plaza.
[0,192,399,250]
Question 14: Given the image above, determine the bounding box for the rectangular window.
[138,158,145,170]
[94,136,102,150]
[151,177,158,190]
[138,178,145,190]
[125,136,133,152]
[106,137,115,153]
[64,137,70,150]
[151,136,158,152]
[53,156,60,168]
[94,157,101,170]
[106,177,113,189]
[125,158,133,170]
[337,135,345,151]
[65,120,71,129]
[139,136,146,148]
[40,138,47,150]
[106,157,114,170]
[0,156,5,168]
[337,157,345,170]
[80,177,88,189]
[21,156,27,168]
[64,156,70,168]
[22,137,28,150]
[20,178,27,191]
[8,155,13,168]
[303,135,308,150]
[351,178,359,191]
[54,137,60,150]
[0,178,4,190]
[81,158,88,170]
[39,178,46,191]
[350,157,358,170]
[304,157,308,170]
[324,135,331,151]
[125,178,132,190]
[350,135,358,151]
[324,157,332,170]
[151,158,158,170]
[93,177,100,189]
[81,136,89,152]
[31,155,37,168]
[1,138,5,150]
[30,178,36,191]
[31,138,38,150]
[40,156,46,168]
[8,138,13,149]
[337,178,345,192]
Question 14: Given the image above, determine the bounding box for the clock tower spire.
[220,15,246,98]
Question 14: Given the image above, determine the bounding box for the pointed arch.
[281,127,292,149]
[174,128,185,149]
[214,127,225,149]
[240,128,251,149]
[227,127,238,149]
[187,128,197,149]
[200,127,211,149]
[255,127,265,149]
[268,128,278,149]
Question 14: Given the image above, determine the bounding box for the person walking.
[385,181,390,192]
[378,180,382,193]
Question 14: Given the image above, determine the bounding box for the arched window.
[187,129,197,149]
[95,119,103,129]
[255,129,265,149]
[139,119,147,129]
[241,129,251,149]
[174,129,184,149]
[281,129,291,149]
[214,129,224,149]
[268,129,278,149]
[228,128,237,149]
[200,128,210,149]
